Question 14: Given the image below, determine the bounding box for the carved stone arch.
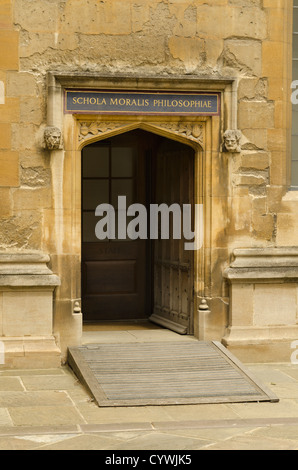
[77,119,205,151]
[138,122,204,151]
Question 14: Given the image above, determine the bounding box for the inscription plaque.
[65,90,220,116]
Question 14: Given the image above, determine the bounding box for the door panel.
[84,260,137,294]
[81,131,148,322]
[149,139,194,334]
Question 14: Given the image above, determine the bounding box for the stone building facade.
[0,0,297,368]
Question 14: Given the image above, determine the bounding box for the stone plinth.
[223,248,298,363]
[0,251,61,368]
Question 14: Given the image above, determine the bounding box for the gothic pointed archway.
[81,128,195,334]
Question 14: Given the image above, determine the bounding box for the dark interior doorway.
[81,129,194,333]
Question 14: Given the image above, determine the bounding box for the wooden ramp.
[68,340,278,407]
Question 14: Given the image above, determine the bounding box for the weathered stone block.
[14,0,58,32]
[241,152,270,170]
[262,41,284,78]
[234,173,266,186]
[223,39,262,75]
[0,188,12,216]
[20,97,44,125]
[0,0,12,29]
[0,98,20,123]
[168,36,205,69]
[238,101,274,129]
[277,212,298,246]
[252,213,275,240]
[254,284,297,327]
[0,122,11,149]
[3,290,54,336]
[6,73,36,99]
[12,187,52,211]
[20,166,51,187]
[238,78,268,101]
[0,212,41,249]
[0,151,19,187]
[196,4,267,40]
[0,30,18,70]
[171,4,197,38]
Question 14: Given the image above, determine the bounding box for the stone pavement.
[0,326,298,450]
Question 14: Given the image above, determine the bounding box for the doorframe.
[46,73,236,345]
[81,128,197,331]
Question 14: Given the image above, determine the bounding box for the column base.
[0,336,61,369]
[222,326,298,363]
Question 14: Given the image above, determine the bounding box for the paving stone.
[0,369,65,377]
[14,433,81,447]
[202,435,298,451]
[277,368,298,382]
[21,375,80,391]
[247,366,298,384]
[0,425,78,436]
[227,399,298,419]
[8,405,86,426]
[0,436,39,450]
[0,408,13,426]
[268,383,298,399]
[250,424,298,441]
[80,423,153,433]
[0,391,72,407]
[0,377,24,391]
[35,433,124,450]
[159,404,241,422]
[77,403,173,424]
[156,426,259,442]
[109,431,213,451]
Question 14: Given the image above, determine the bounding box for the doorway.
[81,129,194,333]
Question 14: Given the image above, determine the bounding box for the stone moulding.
[78,120,205,149]
[224,247,298,282]
[0,251,61,286]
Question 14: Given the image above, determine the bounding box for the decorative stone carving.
[79,122,127,142]
[73,301,82,314]
[153,122,204,147]
[44,126,63,150]
[222,129,242,153]
[78,121,204,147]
[198,298,211,341]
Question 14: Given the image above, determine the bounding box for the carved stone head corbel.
[44,126,63,150]
[222,129,242,153]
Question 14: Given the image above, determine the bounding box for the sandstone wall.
[0,0,296,361]
[0,0,293,251]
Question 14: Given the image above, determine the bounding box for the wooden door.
[149,139,194,334]
[81,131,149,322]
